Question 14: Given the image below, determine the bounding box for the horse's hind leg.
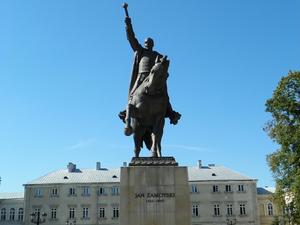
[152,117,165,157]
[133,133,142,157]
[134,146,141,158]
[150,131,160,157]
[157,141,162,157]
[150,132,158,157]
[155,130,163,157]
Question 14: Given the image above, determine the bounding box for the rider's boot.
[124,105,133,136]
[124,126,133,136]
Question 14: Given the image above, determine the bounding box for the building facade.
[21,161,261,225]
[0,193,24,225]
[257,187,282,225]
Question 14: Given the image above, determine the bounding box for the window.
[69,188,76,196]
[69,208,75,219]
[99,207,105,218]
[98,187,106,196]
[51,208,57,219]
[9,208,15,221]
[191,185,198,193]
[225,185,232,192]
[82,187,90,196]
[33,208,41,217]
[34,188,42,197]
[240,204,246,215]
[34,208,40,214]
[82,208,89,219]
[32,208,42,220]
[227,204,233,215]
[267,203,273,216]
[112,207,119,218]
[213,185,219,193]
[111,186,120,196]
[192,204,199,217]
[1,208,6,221]
[18,208,24,221]
[51,188,58,196]
[238,184,245,192]
[214,204,220,216]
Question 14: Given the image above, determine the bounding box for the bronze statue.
[119,3,181,157]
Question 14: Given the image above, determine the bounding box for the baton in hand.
[122,3,129,17]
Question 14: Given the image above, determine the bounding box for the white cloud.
[67,138,96,151]
[107,143,131,150]
[164,144,213,153]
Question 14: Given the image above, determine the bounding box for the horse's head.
[145,56,169,95]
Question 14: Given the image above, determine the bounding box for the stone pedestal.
[120,157,191,225]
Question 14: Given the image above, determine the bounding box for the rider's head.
[144,37,154,50]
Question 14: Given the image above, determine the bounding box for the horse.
[124,56,170,157]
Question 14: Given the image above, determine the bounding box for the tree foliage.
[265,71,300,224]
[271,216,280,225]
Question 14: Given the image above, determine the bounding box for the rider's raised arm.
[125,17,142,52]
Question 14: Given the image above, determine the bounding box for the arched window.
[267,203,274,216]
[0,208,6,221]
[9,208,15,221]
[18,208,24,221]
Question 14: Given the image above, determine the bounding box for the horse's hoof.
[170,111,181,125]
[124,126,133,136]
[151,152,158,157]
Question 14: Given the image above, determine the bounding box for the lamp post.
[66,219,76,225]
[226,216,237,225]
[30,212,47,225]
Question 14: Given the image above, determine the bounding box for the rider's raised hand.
[125,17,131,25]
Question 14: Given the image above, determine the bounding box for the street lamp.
[30,212,47,225]
[66,219,76,225]
[226,216,237,225]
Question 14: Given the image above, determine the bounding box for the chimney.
[67,162,76,173]
[198,160,202,168]
[96,162,101,170]
[123,162,127,167]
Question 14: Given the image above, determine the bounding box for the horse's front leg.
[124,104,133,136]
[153,116,165,157]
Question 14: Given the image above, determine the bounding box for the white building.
[0,192,24,225]
[22,161,259,225]
[257,187,282,225]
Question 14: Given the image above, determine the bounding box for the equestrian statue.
[119,3,181,158]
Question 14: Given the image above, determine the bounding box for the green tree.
[271,216,280,225]
[265,71,300,224]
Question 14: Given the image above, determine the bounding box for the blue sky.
[0,0,299,192]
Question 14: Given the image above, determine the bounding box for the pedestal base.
[120,157,191,225]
